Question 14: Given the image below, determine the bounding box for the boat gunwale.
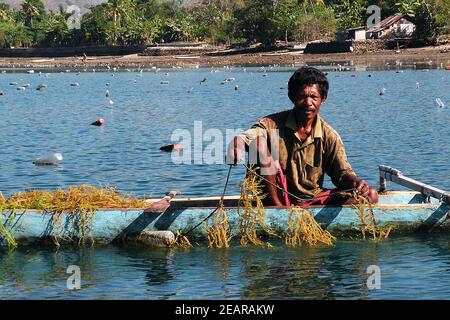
[2,202,446,213]
[0,191,445,213]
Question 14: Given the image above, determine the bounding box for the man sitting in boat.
[227,66,378,207]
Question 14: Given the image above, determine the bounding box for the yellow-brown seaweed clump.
[238,169,278,247]
[173,230,192,248]
[285,206,336,246]
[0,185,150,248]
[343,191,393,241]
[1,185,149,211]
[206,204,231,248]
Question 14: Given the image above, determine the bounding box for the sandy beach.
[0,44,449,69]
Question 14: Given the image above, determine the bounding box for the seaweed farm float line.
[169,121,279,173]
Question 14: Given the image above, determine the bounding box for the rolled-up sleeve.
[237,118,271,146]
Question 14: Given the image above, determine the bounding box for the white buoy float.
[127,230,175,247]
[436,98,445,108]
[33,153,63,166]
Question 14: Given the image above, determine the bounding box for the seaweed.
[0,185,150,248]
[343,191,393,241]
[205,204,232,248]
[238,168,278,247]
[285,206,336,246]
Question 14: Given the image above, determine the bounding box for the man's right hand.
[226,136,245,165]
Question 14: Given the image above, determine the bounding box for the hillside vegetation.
[0,0,448,48]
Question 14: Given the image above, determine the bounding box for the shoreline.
[0,45,449,70]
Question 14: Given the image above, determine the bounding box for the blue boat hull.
[1,192,449,246]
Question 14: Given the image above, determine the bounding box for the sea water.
[0,66,449,299]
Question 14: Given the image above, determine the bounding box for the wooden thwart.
[379,165,450,204]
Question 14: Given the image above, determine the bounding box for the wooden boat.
[1,166,449,246]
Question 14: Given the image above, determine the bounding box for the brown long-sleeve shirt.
[239,109,356,198]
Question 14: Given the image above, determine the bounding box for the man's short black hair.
[288,67,329,103]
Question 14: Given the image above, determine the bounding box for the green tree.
[414,0,450,42]
[80,4,110,45]
[293,5,337,41]
[0,21,32,47]
[234,0,278,45]
[272,0,302,44]
[163,11,203,42]
[21,0,45,27]
[38,11,72,47]
[190,0,237,44]
[301,0,325,15]
[395,0,421,15]
[332,0,368,30]
[0,3,14,22]
[105,0,136,44]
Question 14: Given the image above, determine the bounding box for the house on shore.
[336,27,367,42]
[367,14,415,39]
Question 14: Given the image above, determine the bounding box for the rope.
[182,165,233,237]
[182,162,355,237]
[242,163,311,202]
[242,163,355,203]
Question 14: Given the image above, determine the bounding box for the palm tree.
[0,3,13,22]
[21,0,44,26]
[106,0,135,44]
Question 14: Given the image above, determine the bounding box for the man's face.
[293,84,326,122]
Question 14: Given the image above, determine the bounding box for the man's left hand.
[352,178,370,197]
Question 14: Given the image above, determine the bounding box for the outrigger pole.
[379,165,450,204]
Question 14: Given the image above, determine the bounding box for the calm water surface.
[2,235,450,299]
[0,66,449,299]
